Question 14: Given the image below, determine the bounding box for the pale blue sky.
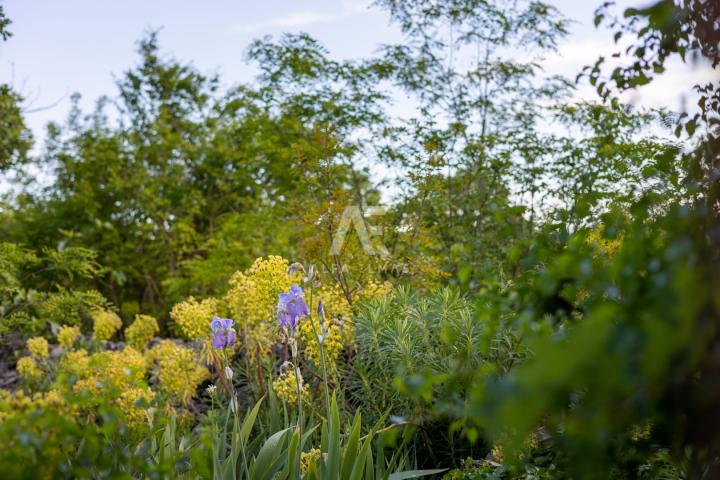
[0,0,711,146]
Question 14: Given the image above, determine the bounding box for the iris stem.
[291,351,303,478]
[308,287,331,419]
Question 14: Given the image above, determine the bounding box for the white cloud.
[229,2,371,35]
[540,36,715,112]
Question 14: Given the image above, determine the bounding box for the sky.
[0,0,714,152]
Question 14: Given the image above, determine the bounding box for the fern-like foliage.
[351,286,522,467]
[353,287,507,413]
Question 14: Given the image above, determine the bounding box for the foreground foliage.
[0,0,718,478]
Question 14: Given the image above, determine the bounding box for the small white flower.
[224,366,234,381]
[206,384,217,395]
[303,264,315,283]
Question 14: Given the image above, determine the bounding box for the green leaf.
[249,427,291,480]
[341,412,363,479]
[388,469,448,479]
[241,397,264,445]
[349,429,374,480]
[286,427,301,480]
[323,395,341,480]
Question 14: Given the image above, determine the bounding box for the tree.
[448,1,720,477]
[0,7,33,171]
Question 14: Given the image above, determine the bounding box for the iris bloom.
[277,284,309,334]
[211,316,236,349]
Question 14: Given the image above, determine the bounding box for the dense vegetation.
[0,0,718,478]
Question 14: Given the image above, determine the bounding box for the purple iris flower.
[277,284,309,334]
[317,299,324,317]
[211,316,236,349]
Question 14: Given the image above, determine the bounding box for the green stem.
[308,286,331,419]
[291,351,303,479]
[239,410,251,479]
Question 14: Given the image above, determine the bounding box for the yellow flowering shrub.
[298,317,343,373]
[301,447,321,474]
[21,345,156,430]
[146,340,209,406]
[272,368,309,405]
[356,280,393,305]
[316,283,353,320]
[115,387,155,428]
[59,348,90,378]
[70,347,147,398]
[0,389,76,422]
[91,309,123,342]
[170,297,218,340]
[27,336,49,359]
[16,356,40,380]
[587,227,622,258]
[225,256,299,359]
[314,280,393,346]
[490,432,540,463]
[630,422,652,442]
[125,314,159,350]
[491,444,504,463]
[57,325,80,350]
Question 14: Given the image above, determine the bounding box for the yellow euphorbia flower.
[272,367,309,405]
[70,347,147,397]
[226,256,301,360]
[16,356,40,380]
[298,317,343,374]
[57,325,80,350]
[301,448,321,474]
[91,309,123,343]
[116,387,155,428]
[125,314,159,350]
[170,297,219,340]
[146,340,209,406]
[27,336,49,359]
[0,389,77,422]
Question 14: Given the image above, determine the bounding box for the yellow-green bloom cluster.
[587,227,622,258]
[59,349,89,381]
[27,336,49,359]
[125,314,159,350]
[314,280,393,346]
[272,368,309,405]
[58,325,80,350]
[226,256,299,358]
[16,356,40,380]
[69,347,147,397]
[91,309,123,342]
[491,444,504,463]
[116,387,155,428]
[630,422,652,442]
[301,447,321,474]
[146,340,209,406]
[298,317,343,373]
[55,347,154,430]
[170,297,219,340]
[0,389,76,422]
[356,280,393,305]
[316,284,352,321]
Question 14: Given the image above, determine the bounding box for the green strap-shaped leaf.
[249,427,291,480]
[340,412,362,480]
[241,397,264,445]
[387,469,448,480]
